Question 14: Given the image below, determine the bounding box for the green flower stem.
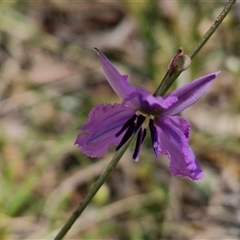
[156,0,236,96]
[188,0,236,60]
[54,136,135,240]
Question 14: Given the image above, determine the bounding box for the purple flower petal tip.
[162,71,220,116]
[169,166,204,181]
[95,49,135,100]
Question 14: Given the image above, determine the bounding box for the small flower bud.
[168,48,183,70]
[168,48,191,71]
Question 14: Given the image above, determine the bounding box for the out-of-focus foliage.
[0,1,240,239]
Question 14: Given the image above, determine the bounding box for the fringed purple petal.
[96,49,135,100]
[162,72,220,116]
[155,116,203,180]
[75,103,135,158]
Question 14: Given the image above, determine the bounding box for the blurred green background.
[0,1,240,239]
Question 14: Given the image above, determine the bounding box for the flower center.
[115,112,158,161]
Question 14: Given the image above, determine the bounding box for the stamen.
[149,119,159,158]
[116,113,146,152]
[116,114,137,137]
[116,121,135,151]
[133,128,146,161]
[141,128,147,144]
[133,114,146,133]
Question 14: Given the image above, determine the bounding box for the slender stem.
[188,0,236,59]
[156,0,236,96]
[153,69,171,96]
[54,136,134,240]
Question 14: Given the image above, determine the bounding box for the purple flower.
[75,49,220,180]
